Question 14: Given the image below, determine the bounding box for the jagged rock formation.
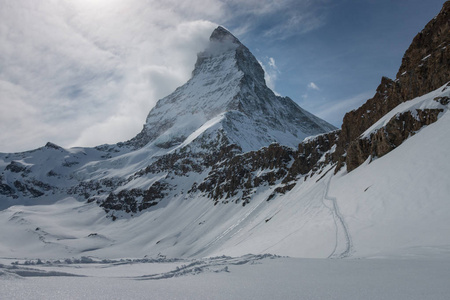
[196,130,340,204]
[345,107,444,171]
[335,1,450,172]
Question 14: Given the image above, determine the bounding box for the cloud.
[258,57,280,93]
[222,0,330,39]
[308,82,320,91]
[268,57,277,68]
[0,0,331,152]
[0,1,217,151]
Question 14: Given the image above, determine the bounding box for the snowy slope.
[331,86,450,258]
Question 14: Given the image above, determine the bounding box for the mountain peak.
[195,26,243,64]
[209,26,240,44]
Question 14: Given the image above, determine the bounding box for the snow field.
[1,255,450,300]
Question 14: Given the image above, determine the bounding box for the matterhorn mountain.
[129,26,335,152]
[0,1,449,264]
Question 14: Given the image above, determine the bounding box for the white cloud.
[308,82,320,90]
[0,1,217,151]
[268,57,277,68]
[0,0,330,152]
[258,57,280,93]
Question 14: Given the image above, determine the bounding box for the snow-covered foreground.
[2,254,450,300]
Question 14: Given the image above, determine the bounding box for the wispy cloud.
[308,82,320,91]
[313,90,375,126]
[222,0,330,39]
[259,57,280,93]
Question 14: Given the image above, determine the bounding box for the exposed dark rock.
[68,178,123,200]
[46,170,58,177]
[197,143,295,203]
[434,95,450,105]
[27,186,45,198]
[346,108,443,171]
[5,161,29,173]
[132,131,240,180]
[396,2,450,101]
[0,183,15,196]
[44,142,64,150]
[62,161,79,167]
[99,181,169,213]
[13,180,27,193]
[284,131,340,183]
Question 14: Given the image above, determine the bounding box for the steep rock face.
[336,1,450,171]
[397,1,450,101]
[197,143,296,204]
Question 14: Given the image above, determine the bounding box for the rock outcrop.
[346,108,444,171]
[336,1,450,172]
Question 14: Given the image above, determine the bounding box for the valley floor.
[1,254,450,300]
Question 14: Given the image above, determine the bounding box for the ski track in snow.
[135,254,276,280]
[323,173,353,258]
[0,254,278,281]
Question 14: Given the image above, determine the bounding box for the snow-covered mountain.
[129,26,335,151]
[0,2,449,262]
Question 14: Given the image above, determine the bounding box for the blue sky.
[233,0,446,125]
[0,0,446,152]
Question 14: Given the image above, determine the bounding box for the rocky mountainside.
[336,1,450,171]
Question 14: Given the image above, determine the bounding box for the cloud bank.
[0,1,217,151]
[0,0,337,152]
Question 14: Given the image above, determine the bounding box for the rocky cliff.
[336,1,450,172]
